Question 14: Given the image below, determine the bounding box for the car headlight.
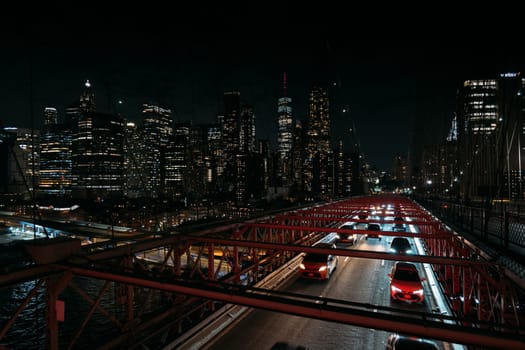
[389,248,397,253]
[319,266,327,272]
[299,263,305,270]
[391,285,402,293]
[413,289,424,295]
[405,249,412,254]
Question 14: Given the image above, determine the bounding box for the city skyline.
[2,18,525,171]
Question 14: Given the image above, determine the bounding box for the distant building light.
[500,72,518,78]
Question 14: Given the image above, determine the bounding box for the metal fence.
[415,197,525,281]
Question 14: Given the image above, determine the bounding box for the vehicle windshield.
[394,269,420,281]
[304,254,328,263]
[392,239,410,248]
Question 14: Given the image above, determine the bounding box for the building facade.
[304,86,330,198]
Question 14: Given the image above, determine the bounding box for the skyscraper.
[66,81,96,136]
[457,78,498,200]
[304,85,330,197]
[277,73,293,186]
[222,91,241,159]
[43,107,58,126]
[71,112,125,199]
[79,80,96,112]
[457,74,525,200]
[39,107,71,197]
[236,105,256,204]
[240,105,256,155]
[2,127,40,199]
[291,119,304,195]
[141,103,173,198]
[207,121,223,186]
[123,122,143,198]
[187,125,208,202]
[164,123,189,200]
[221,91,241,201]
[498,73,525,199]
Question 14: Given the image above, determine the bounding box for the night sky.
[2,4,524,171]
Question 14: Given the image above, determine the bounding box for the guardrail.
[416,198,525,283]
[164,252,305,350]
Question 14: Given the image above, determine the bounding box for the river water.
[0,221,164,349]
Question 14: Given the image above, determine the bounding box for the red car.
[389,262,425,303]
[299,243,339,280]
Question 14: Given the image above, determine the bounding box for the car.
[389,262,425,303]
[389,237,412,254]
[299,243,338,280]
[392,217,406,232]
[392,223,406,232]
[365,223,381,240]
[338,221,358,245]
[319,231,340,245]
[385,334,439,350]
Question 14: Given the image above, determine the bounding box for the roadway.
[207,222,452,350]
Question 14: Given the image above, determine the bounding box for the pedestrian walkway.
[433,211,525,289]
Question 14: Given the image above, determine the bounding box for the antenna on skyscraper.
[283,72,287,97]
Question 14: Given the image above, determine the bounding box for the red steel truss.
[0,195,524,349]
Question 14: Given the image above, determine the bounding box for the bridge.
[0,195,524,349]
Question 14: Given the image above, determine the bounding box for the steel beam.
[61,265,525,350]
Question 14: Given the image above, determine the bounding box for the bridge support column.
[46,273,70,350]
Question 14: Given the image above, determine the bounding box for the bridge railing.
[415,197,525,281]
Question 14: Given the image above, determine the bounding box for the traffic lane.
[209,234,441,350]
[209,234,434,349]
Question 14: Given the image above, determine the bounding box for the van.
[299,243,338,280]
